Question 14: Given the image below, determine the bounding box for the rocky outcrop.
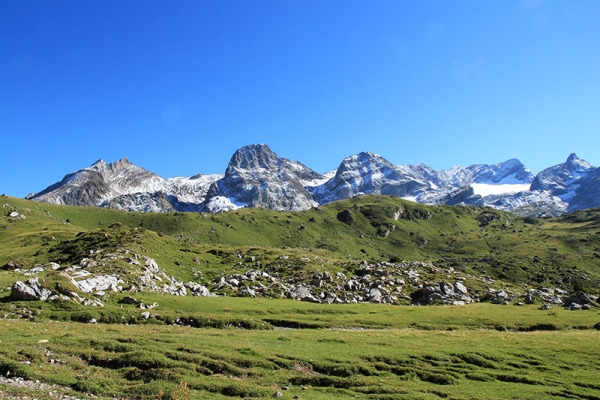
[185,282,215,297]
[75,275,122,293]
[409,280,473,305]
[100,191,175,212]
[10,278,53,301]
[563,291,598,310]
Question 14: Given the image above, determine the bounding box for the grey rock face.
[410,280,472,305]
[530,154,594,197]
[203,144,322,212]
[11,278,53,301]
[566,167,600,211]
[311,152,428,204]
[27,146,598,215]
[449,158,534,186]
[29,158,221,212]
[100,192,175,212]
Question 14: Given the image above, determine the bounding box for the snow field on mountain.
[471,183,531,196]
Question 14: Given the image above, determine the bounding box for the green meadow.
[0,195,599,399]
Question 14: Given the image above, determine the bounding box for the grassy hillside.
[2,194,599,292]
[1,194,599,399]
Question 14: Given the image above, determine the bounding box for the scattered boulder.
[524,293,534,304]
[185,282,215,297]
[239,287,256,297]
[368,288,382,303]
[10,278,53,301]
[454,281,468,295]
[2,261,22,271]
[564,291,595,307]
[410,281,471,305]
[288,286,320,303]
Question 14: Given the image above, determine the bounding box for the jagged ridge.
[27,145,599,216]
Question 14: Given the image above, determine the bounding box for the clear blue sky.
[1,0,599,197]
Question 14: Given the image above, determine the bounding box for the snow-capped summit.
[310,152,428,204]
[437,158,533,187]
[29,158,221,212]
[27,145,598,216]
[202,144,322,212]
[525,153,600,212]
[565,153,593,172]
[530,153,595,200]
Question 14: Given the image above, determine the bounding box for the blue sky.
[1,0,599,197]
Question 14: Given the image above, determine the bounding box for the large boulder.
[368,288,383,303]
[454,281,468,295]
[564,291,596,307]
[185,282,215,297]
[288,286,320,303]
[10,278,53,301]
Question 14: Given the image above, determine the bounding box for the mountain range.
[27,144,600,216]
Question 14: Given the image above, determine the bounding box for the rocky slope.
[27,145,597,216]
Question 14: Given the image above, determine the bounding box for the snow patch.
[204,196,244,213]
[471,183,531,197]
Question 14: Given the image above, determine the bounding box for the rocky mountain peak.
[565,153,593,171]
[312,152,428,204]
[225,144,276,176]
[26,145,597,217]
[91,159,107,167]
[334,152,392,178]
[529,153,595,200]
[203,144,320,212]
[482,158,534,184]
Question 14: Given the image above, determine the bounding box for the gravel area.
[0,377,89,400]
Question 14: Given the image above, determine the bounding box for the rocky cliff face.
[310,152,429,204]
[202,144,322,212]
[437,159,534,187]
[526,153,600,213]
[530,154,594,199]
[29,158,221,212]
[27,146,598,216]
[29,167,111,207]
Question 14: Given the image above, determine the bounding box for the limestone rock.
[10,278,53,301]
